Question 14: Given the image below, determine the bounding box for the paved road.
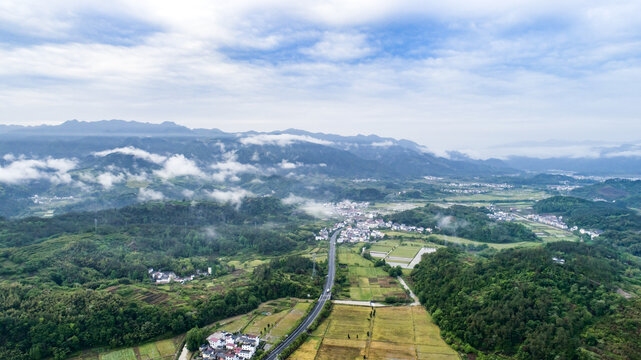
[265,229,339,360]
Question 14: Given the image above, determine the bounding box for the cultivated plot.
[289,305,459,360]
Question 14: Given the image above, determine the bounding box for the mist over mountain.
[0,120,518,218]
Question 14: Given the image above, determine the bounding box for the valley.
[1,122,641,360]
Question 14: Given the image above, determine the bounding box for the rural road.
[397,276,420,306]
[264,229,339,360]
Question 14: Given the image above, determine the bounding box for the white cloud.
[282,193,335,218]
[153,154,204,179]
[240,134,333,146]
[206,188,253,207]
[279,160,298,169]
[210,156,259,182]
[0,157,77,184]
[96,171,125,189]
[138,187,165,201]
[605,150,641,158]
[2,154,16,161]
[181,189,195,198]
[302,32,374,61]
[371,140,394,147]
[1,1,641,155]
[93,146,167,164]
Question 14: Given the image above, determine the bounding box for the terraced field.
[289,305,459,360]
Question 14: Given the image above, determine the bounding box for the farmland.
[289,305,459,360]
[337,246,408,302]
[219,298,313,344]
[69,335,184,360]
[69,298,312,360]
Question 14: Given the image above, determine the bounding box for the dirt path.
[177,345,190,360]
[397,276,420,306]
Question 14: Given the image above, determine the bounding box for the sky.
[0,0,640,157]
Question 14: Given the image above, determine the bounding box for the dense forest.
[534,196,641,257]
[0,255,321,359]
[0,198,325,359]
[571,179,641,208]
[411,243,641,359]
[534,196,641,232]
[386,204,538,243]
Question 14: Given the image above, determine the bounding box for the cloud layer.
[1,1,640,154]
[0,157,77,184]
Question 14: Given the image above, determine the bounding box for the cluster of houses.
[390,222,429,233]
[198,331,260,360]
[338,225,384,243]
[314,228,330,241]
[526,214,602,239]
[578,228,603,239]
[313,200,431,243]
[487,210,518,222]
[526,214,569,230]
[443,182,513,194]
[148,267,212,284]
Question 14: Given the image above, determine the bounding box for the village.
[148,267,212,284]
[195,331,260,360]
[313,200,429,243]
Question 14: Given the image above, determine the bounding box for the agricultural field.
[382,230,568,250]
[69,335,184,360]
[441,188,549,204]
[516,220,580,242]
[218,298,312,344]
[70,298,311,360]
[289,305,459,360]
[337,246,408,302]
[388,242,424,259]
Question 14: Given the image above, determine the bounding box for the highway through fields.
[265,229,338,360]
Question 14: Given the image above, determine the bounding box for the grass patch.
[288,336,321,360]
[371,307,414,343]
[270,302,312,338]
[154,339,177,357]
[315,338,367,360]
[100,348,136,360]
[338,247,407,302]
[137,342,161,360]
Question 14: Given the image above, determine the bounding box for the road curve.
[264,229,338,360]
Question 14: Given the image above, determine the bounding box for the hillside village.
[148,267,212,284]
[196,331,260,360]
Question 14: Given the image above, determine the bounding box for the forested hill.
[0,197,323,359]
[0,196,319,287]
[571,179,641,208]
[411,243,641,359]
[533,196,641,232]
[385,204,538,243]
[0,196,306,248]
[534,196,641,257]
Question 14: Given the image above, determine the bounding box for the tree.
[186,327,206,351]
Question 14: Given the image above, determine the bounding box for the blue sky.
[0,0,640,158]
